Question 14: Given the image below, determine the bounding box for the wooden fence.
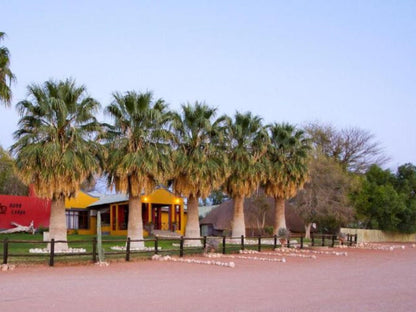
[1,233,353,267]
[310,233,357,247]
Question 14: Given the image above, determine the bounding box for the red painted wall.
[0,194,51,230]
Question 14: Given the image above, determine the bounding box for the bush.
[36,226,49,234]
[264,226,274,236]
[277,227,290,239]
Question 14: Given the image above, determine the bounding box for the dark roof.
[200,196,305,233]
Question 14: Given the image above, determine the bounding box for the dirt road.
[1,244,415,312]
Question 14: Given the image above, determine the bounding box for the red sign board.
[0,195,51,230]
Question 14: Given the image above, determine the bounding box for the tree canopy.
[0,32,15,106]
[304,122,388,173]
[351,164,416,233]
[11,78,103,199]
[0,146,28,195]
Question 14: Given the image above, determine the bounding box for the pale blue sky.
[2,1,416,169]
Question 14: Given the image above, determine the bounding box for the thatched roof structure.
[200,196,305,233]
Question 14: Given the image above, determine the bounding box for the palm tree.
[224,112,269,238]
[171,102,228,246]
[0,32,16,106]
[264,123,311,234]
[11,79,102,251]
[105,91,172,249]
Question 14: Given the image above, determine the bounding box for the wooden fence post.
[203,236,207,250]
[300,235,304,249]
[180,236,184,257]
[222,236,226,254]
[273,235,277,249]
[126,237,131,261]
[241,235,245,251]
[331,235,335,247]
[49,239,55,267]
[258,236,261,252]
[3,238,8,265]
[155,237,159,255]
[92,237,97,263]
[311,233,315,247]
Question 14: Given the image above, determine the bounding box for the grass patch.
[0,233,193,265]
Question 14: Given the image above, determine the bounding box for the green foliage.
[264,123,311,200]
[351,164,416,233]
[264,226,274,236]
[277,227,289,238]
[208,189,229,205]
[0,146,28,195]
[0,32,16,106]
[315,215,345,234]
[224,112,268,198]
[171,102,229,199]
[36,226,49,234]
[292,154,354,229]
[11,78,103,199]
[105,91,172,196]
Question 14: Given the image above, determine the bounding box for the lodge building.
[65,187,186,236]
[0,187,186,236]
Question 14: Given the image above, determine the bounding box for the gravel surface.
[1,244,415,312]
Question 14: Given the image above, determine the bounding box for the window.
[78,211,89,229]
[101,211,110,226]
[66,210,89,230]
[66,211,79,229]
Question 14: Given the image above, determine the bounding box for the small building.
[65,191,100,235]
[200,196,305,236]
[65,187,186,236]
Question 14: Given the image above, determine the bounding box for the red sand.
[1,244,416,312]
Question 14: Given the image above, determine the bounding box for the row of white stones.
[110,246,162,251]
[204,252,286,263]
[29,248,86,254]
[239,249,317,259]
[151,254,236,268]
[274,248,348,256]
[337,243,413,251]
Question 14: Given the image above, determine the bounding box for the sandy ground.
[1,244,416,312]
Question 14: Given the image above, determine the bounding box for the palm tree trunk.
[48,197,69,252]
[184,194,201,246]
[304,222,312,239]
[127,195,145,249]
[232,195,245,238]
[273,196,287,234]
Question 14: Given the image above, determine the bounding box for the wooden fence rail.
[1,233,353,267]
[311,233,358,247]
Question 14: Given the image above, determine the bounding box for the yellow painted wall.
[66,188,187,236]
[142,188,184,207]
[109,188,186,236]
[65,191,99,235]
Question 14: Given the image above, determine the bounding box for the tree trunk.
[232,195,245,238]
[48,197,69,252]
[304,222,312,239]
[273,196,286,234]
[127,196,145,249]
[184,194,201,246]
[0,221,35,234]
